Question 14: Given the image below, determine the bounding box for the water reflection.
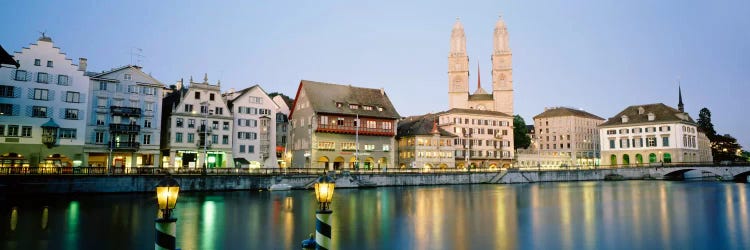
[0,181,749,249]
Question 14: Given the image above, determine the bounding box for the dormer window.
[621,115,628,123]
[638,107,645,114]
[336,102,343,108]
[647,112,655,121]
[377,107,384,112]
[349,104,359,109]
[363,105,373,111]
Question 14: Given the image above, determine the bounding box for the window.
[609,139,615,149]
[188,119,195,128]
[95,132,104,143]
[143,87,155,95]
[8,125,19,136]
[194,92,200,99]
[21,126,31,137]
[0,125,4,136]
[65,92,80,103]
[124,74,131,80]
[184,104,193,113]
[249,96,262,103]
[211,135,218,144]
[58,75,69,85]
[249,145,255,153]
[96,114,105,125]
[646,137,657,147]
[128,85,140,93]
[33,89,49,100]
[214,107,223,115]
[367,120,376,128]
[143,134,151,145]
[363,105,373,111]
[34,59,41,66]
[59,128,76,139]
[14,70,27,81]
[382,121,392,130]
[239,145,245,153]
[93,98,106,109]
[0,85,14,97]
[662,137,669,147]
[223,122,229,130]
[320,116,328,125]
[349,104,359,109]
[222,135,228,144]
[32,106,47,117]
[337,118,344,126]
[383,144,390,151]
[143,102,154,112]
[170,132,181,143]
[37,72,48,83]
[65,109,79,119]
[144,119,152,128]
[46,60,53,67]
[212,121,219,129]
[209,93,215,101]
[200,105,209,114]
[187,133,194,143]
[606,130,616,135]
[99,82,108,90]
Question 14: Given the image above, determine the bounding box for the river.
[1,181,748,249]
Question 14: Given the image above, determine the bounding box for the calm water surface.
[1,181,749,250]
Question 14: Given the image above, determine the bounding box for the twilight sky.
[1,0,748,149]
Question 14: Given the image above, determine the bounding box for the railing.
[0,162,746,176]
[109,141,140,151]
[316,124,394,136]
[110,106,142,117]
[109,123,141,133]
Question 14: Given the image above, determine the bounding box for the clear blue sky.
[2,0,748,149]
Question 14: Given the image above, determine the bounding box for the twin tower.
[448,16,513,116]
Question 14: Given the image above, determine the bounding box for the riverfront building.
[224,85,279,168]
[397,114,457,169]
[84,65,166,170]
[289,80,399,170]
[598,90,710,165]
[533,107,605,166]
[160,75,234,169]
[271,95,291,167]
[0,36,89,168]
[438,108,514,168]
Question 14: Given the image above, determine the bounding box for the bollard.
[155,217,177,250]
[315,210,333,250]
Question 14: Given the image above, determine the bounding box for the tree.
[513,115,531,150]
[697,108,717,139]
[712,134,743,163]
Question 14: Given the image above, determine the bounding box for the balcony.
[197,125,212,134]
[316,124,395,136]
[110,106,142,117]
[109,141,140,151]
[109,123,141,134]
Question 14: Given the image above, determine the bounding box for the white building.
[599,100,703,166]
[160,75,234,170]
[0,36,89,168]
[224,85,279,168]
[83,65,166,170]
[271,95,291,167]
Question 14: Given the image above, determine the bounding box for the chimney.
[78,58,87,71]
[380,88,384,95]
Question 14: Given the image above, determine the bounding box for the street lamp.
[312,175,335,249]
[155,176,180,250]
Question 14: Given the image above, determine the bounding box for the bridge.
[495,164,750,184]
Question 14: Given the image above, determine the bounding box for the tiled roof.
[440,108,512,117]
[533,107,605,120]
[397,114,457,138]
[599,103,696,127]
[299,80,400,119]
[468,93,493,101]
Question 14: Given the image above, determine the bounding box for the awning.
[234,157,250,165]
[0,45,19,68]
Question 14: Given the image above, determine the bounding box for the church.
[448,16,513,116]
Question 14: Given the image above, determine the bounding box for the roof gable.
[533,107,604,120]
[600,103,695,127]
[294,80,400,119]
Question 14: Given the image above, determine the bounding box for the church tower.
[448,18,470,109]
[491,16,513,115]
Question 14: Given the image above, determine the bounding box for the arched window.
[635,154,643,164]
[623,154,630,165]
[663,153,672,163]
[649,153,657,163]
[610,154,617,166]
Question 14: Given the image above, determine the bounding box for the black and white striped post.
[307,175,336,250]
[155,176,180,250]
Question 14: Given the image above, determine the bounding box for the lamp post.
[306,175,336,250]
[155,176,180,250]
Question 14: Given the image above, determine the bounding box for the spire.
[450,17,466,55]
[203,73,208,83]
[477,61,481,90]
[678,84,684,112]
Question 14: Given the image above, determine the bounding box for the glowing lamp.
[314,176,335,211]
[156,177,180,219]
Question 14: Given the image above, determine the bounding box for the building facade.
[224,85,279,168]
[271,95,291,167]
[289,80,399,170]
[438,108,514,168]
[396,114,457,169]
[161,75,234,169]
[533,107,605,166]
[0,36,89,168]
[448,16,513,115]
[84,65,165,170]
[599,103,702,166]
